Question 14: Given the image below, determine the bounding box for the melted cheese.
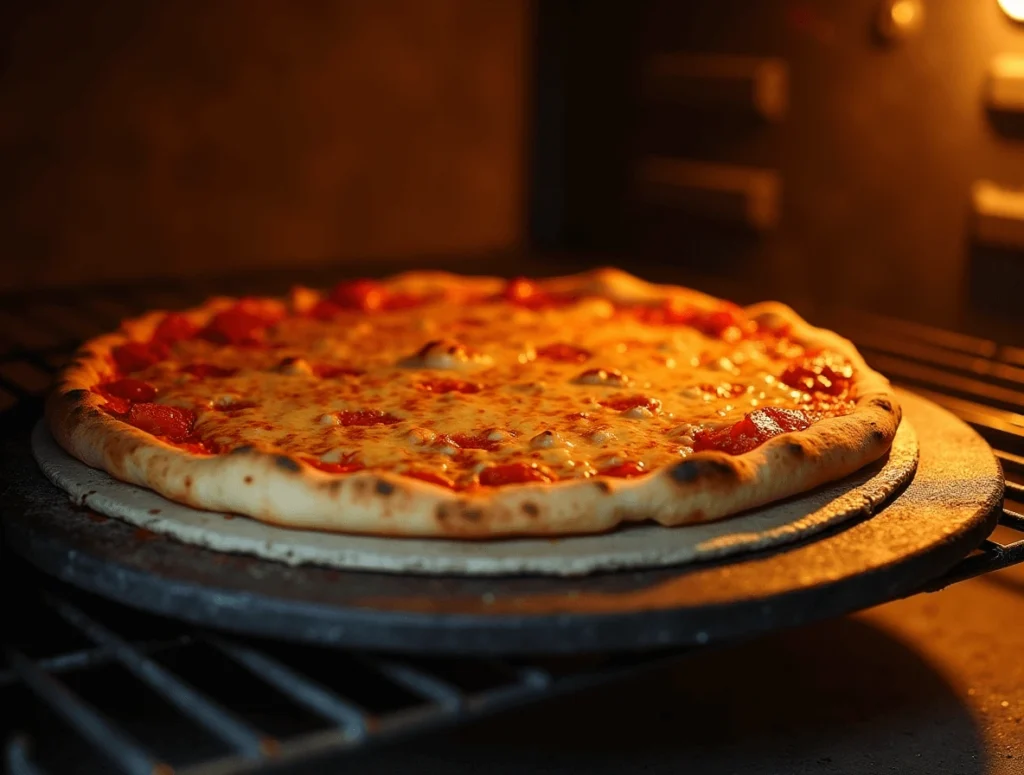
[126,297,846,485]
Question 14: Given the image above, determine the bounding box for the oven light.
[999,0,1024,22]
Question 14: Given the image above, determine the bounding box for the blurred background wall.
[0,0,528,290]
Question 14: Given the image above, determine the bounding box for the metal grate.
[1,566,671,775]
[1,275,1024,774]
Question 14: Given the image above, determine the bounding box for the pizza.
[46,268,900,538]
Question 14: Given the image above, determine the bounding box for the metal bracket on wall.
[634,157,781,232]
[641,54,788,122]
[971,180,1024,250]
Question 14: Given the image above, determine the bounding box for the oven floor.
[346,559,1024,774]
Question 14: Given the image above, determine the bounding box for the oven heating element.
[2,273,1023,774]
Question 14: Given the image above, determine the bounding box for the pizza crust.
[46,268,902,538]
[32,417,918,576]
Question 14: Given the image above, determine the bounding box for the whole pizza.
[47,269,900,538]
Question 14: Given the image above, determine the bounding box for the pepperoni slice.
[598,461,647,478]
[779,356,853,396]
[112,341,168,373]
[153,313,198,343]
[336,410,402,427]
[126,403,195,442]
[404,469,456,488]
[181,363,238,378]
[478,462,555,486]
[416,378,482,394]
[536,343,591,363]
[692,407,811,455]
[600,395,661,412]
[331,279,384,311]
[100,378,157,403]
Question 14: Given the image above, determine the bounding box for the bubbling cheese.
[108,286,854,488]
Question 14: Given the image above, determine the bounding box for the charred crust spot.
[375,479,396,496]
[328,480,344,493]
[275,455,300,472]
[784,440,806,458]
[462,508,483,522]
[65,388,89,401]
[871,397,894,414]
[417,339,442,357]
[870,428,888,444]
[435,504,451,522]
[670,458,737,485]
[593,480,612,494]
[230,445,255,455]
[522,502,540,517]
[147,508,161,515]
[184,476,193,488]
[243,475,253,484]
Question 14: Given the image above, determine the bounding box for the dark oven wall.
[0,0,528,291]
[532,0,1024,337]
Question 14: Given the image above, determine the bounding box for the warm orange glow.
[999,0,1024,22]
[890,0,918,26]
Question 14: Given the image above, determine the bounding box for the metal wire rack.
[2,274,1023,774]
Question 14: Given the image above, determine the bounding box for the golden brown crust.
[46,268,901,538]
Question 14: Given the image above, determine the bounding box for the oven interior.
[4,1,1024,772]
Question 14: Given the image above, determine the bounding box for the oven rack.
[2,274,1023,775]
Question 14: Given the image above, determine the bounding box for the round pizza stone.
[32,420,919,577]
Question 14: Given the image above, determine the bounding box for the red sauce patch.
[478,462,555,486]
[598,461,647,478]
[112,341,167,373]
[634,301,753,342]
[202,305,271,347]
[337,410,402,427]
[416,378,482,394]
[153,313,198,343]
[692,407,811,455]
[536,343,592,363]
[126,403,195,442]
[309,299,344,320]
[330,279,384,311]
[601,395,662,412]
[779,355,853,397]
